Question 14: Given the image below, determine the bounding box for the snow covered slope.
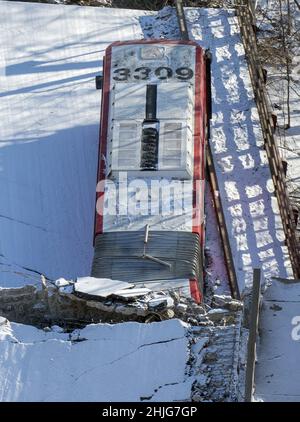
[0,315,243,402]
[0,318,193,402]
[0,1,148,287]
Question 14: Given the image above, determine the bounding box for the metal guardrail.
[236,0,300,278]
[174,0,240,299]
[244,268,261,402]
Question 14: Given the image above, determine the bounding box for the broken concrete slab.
[0,315,245,402]
[0,319,191,402]
[212,295,243,312]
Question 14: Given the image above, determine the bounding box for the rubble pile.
[57,276,177,321]
[0,275,244,329]
[56,277,244,327]
[188,319,246,402]
[0,279,247,402]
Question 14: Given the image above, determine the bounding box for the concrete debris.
[212,295,244,312]
[70,277,176,319]
[0,281,247,402]
[0,316,8,326]
[0,277,244,328]
[55,278,74,294]
[175,303,188,315]
[189,315,247,402]
[55,278,73,288]
[69,277,244,328]
[147,296,174,311]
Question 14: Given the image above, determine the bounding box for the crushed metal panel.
[92,231,202,286]
[74,277,134,298]
[112,287,151,299]
[143,278,191,297]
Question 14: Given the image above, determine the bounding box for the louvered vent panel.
[160,122,182,168]
[111,122,140,171]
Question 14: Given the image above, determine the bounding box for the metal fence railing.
[236,0,300,278]
[244,268,261,402]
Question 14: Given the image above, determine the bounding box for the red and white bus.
[92,40,207,303]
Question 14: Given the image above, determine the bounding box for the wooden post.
[245,268,261,402]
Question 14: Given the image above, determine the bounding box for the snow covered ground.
[248,2,300,402]
[0,313,244,402]
[0,1,148,287]
[258,2,300,214]
[0,318,194,402]
[267,63,300,195]
[254,279,300,402]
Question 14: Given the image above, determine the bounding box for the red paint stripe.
[189,47,206,304]
[192,46,205,239]
[94,47,113,239]
[189,279,202,304]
